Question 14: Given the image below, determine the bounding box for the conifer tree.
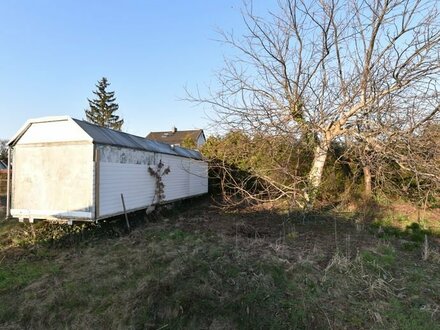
[85,77,123,130]
[0,139,8,164]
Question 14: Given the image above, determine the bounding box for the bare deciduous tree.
[189,0,440,207]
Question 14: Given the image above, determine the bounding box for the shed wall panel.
[98,145,156,165]
[98,151,206,215]
[160,154,190,201]
[11,143,94,219]
[189,160,209,196]
[98,163,156,217]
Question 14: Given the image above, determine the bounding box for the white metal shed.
[6,116,208,223]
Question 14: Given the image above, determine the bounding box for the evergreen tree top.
[85,77,124,131]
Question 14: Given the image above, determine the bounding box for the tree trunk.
[363,165,372,199]
[304,140,330,208]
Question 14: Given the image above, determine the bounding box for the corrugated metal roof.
[8,116,203,160]
[72,119,203,160]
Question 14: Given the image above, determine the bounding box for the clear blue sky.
[0,1,272,140]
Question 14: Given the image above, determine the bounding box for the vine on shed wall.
[148,160,171,204]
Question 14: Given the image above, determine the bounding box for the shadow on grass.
[348,199,440,245]
[0,196,211,256]
[1,195,438,260]
[369,220,440,251]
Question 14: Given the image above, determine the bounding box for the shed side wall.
[189,160,209,196]
[98,145,156,217]
[99,162,157,217]
[161,154,190,202]
[97,145,208,218]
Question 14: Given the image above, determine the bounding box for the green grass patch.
[0,260,59,292]
[361,245,396,271]
[383,299,439,330]
[372,217,436,242]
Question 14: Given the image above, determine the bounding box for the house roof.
[146,129,204,145]
[8,116,203,160]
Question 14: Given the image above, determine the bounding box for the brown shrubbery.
[201,127,440,209]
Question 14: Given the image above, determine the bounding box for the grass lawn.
[0,200,439,329]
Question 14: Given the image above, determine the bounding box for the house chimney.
[172,126,177,133]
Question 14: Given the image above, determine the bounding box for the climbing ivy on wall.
[148,160,171,204]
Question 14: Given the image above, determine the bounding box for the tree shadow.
[0,195,212,261]
[1,195,438,264]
